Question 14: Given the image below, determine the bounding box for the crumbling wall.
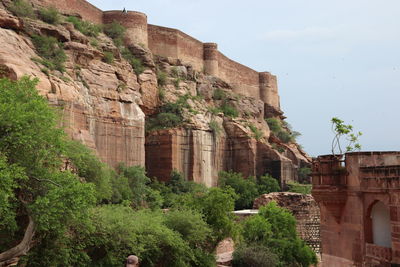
[253,192,321,253]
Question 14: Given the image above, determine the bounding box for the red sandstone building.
[312,152,400,266]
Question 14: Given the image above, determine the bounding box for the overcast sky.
[89,0,400,156]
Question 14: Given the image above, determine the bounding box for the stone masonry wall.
[217,51,260,99]
[33,0,282,112]
[33,0,103,24]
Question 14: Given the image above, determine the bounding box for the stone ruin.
[253,192,321,253]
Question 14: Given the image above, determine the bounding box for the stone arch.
[365,200,391,248]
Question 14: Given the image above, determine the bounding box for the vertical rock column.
[203,43,219,76]
[103,10,148,47]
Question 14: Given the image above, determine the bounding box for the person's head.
[126,255,139,267]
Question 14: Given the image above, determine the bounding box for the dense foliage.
[218,171,280,210]
[0,77,316,266]
[31,34,67,72]
[266,118,301,144]
[235,202,318,267]
[8,0,36,18]
[66,16,102,37]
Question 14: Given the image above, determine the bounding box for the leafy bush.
[213,88,227,100]
[248,124,263,140]
[65,141,113,202]
[221,102,239,118]
[103,21,126,46]
[102,51,114,64]
[286,181,312,195]
[157,70,167,86]
[164,209,212,248]
[218,171,259,210]
[31,34,67,72]
[240,202,317,267]
[158,87,166,101]
[266,118,299,144]
[298,167,311,183]
[208,106,222,115]
[66,16,102,37]
[277,130,292,143]
[232,244,279,267]
[257,174,280,194]
[8,0,35,18]
[190,187,239,243]
[146,96,195,132]
[266,118,281,133]
[121,48,145,75]
[209,120,221,136]
[39,7,60,25]
[88,206,195,267]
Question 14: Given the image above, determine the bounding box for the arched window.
[370,201,391,248]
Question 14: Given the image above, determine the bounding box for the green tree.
[331,117,362,154]
[218,171,259,210]
[241,202,317,266]
[0,77,96,265]
[257,174,280,194]
[178,187,239,243]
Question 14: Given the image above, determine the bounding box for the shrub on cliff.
[248,124,263,140]
[8,0,36,18]
[103,20,126,47]
[39,7,61,25]
[66,16,102,37]
[265,118,300,144]
[121,48,145,75]
[31,34,67,72]
[220,102,239,118]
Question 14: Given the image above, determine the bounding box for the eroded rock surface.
[0,3,310,185]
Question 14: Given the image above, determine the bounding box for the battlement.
[33,0,281,111]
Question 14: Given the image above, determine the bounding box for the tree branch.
[0,216,35,266]
[32,177,61,187]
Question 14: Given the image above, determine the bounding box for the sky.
[89,0,400,156]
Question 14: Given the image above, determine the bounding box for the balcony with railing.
[365,243,392,263]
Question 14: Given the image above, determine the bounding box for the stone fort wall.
[34,0,281,111]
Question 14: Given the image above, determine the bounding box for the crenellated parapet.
[33,0,282,112]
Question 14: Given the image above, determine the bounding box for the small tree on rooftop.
[331,117,362,155]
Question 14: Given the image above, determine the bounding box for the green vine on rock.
[331,117,362,155]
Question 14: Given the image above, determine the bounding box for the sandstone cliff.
[0,0,310,187]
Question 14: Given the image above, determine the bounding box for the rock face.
[0,10,145,168]
[0,2,310,185]
[253,192,321,254]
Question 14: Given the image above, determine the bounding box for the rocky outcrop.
[253,192,321,253]
[0,3,310,185]
[0,10,145,168]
